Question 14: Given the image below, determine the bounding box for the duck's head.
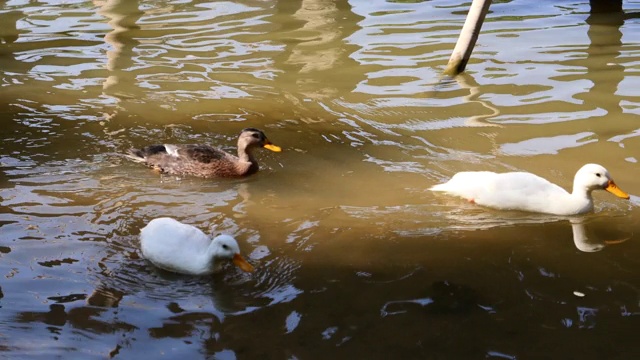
[574,163,629,199]
[238,128,281,152]
[211,234,255,272]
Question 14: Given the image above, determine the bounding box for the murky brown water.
[1,0,640,358]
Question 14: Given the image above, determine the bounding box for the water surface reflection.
[1,0,640,358]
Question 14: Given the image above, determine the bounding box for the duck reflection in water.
[569,218,630,253]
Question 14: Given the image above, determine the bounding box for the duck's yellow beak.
[233,253,255,272]
[263,140,282,152]
[605,180,630,199]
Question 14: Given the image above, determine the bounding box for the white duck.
[429,163,629,216]
[140,217,254,275]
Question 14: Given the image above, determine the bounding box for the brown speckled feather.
[131,144,251,178]
[125,128,281,178]
[180,145,226,164]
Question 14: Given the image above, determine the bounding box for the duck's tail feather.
[125,145,167,163]
[429,183,449,192]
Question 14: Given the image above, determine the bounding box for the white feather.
[430,164,629,215]
[164,144,180,157]
[140,217,254,275]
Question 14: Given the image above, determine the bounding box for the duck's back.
[128,144,250,177]
[430,171,570,212]
[140,217,211,272]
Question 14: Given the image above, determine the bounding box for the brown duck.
[126,128,281,178]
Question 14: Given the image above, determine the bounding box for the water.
[1,0,640,358]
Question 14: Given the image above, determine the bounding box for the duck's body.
[140,217,254,275]
[126,128,281,178]
[430,164,629,216]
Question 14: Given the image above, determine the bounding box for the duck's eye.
[222,244,229,250]
[595,173,601,177]
[251,133,260,139]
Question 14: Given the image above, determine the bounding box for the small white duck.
[430,163,629,216]
[140,217,254,275]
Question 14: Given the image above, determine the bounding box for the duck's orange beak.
[263,139,282,152]
[233,253,255,272]
[605,180,630,199]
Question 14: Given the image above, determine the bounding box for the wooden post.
[589,0,622,13]
[444,0,492,76]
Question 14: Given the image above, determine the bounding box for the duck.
[429,163,629,216]
[140,217,255,275]
[126,128,281,178]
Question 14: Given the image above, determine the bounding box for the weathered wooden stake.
[444,0,492,76]
[589,0,622,13]
[444,0,625,76]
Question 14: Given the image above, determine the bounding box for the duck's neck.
[569,184,594,213]
[178,248,215,275]
[571,180,594,199]
[194,243,220,274]
[237,146,259,175]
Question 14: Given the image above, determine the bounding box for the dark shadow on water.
[381,280,485,316]
[7,220,640,359]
